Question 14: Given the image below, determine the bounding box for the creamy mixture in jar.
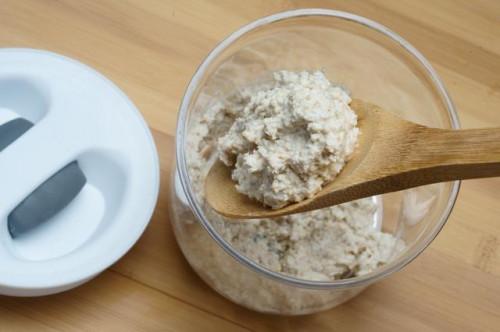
[186,70,404,282]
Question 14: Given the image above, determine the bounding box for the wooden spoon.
[205,99,500,219]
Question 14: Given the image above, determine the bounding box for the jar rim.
[175,8,460,290]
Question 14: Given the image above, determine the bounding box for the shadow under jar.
[169,9,460,315]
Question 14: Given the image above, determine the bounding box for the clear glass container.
[169,9,459,315]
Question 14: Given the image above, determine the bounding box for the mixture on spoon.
[218,70,359,208]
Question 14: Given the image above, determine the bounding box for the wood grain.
[1,1,499,331]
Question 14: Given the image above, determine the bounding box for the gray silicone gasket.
[0,118,86,238]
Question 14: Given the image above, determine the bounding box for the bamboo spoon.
[205,99,500,219]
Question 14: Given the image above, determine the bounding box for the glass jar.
[169,9,459,315]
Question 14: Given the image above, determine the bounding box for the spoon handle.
[404,126,500,182]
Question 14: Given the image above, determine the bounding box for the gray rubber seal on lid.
[0,118,34,152]
[8,161,87,238]
[0,118,87,238]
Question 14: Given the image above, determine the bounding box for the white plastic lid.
[0,49,159,296]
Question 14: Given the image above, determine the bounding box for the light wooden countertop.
[1,1,499,331]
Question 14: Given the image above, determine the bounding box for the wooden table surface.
[1,1,499,331]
